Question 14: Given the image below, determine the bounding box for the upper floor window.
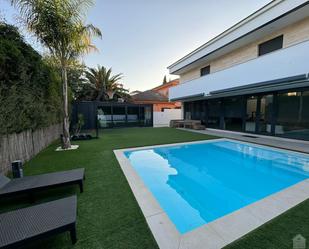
[200,65,210,76]
[258,35,283,56]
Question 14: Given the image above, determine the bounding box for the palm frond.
[84,65,127,101]
[10,0,102,62]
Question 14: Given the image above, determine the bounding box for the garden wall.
[153,109,182,127]
[0,123,62,174]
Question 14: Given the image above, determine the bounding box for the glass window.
[192,100,206,123]
[200,66,210,76]
[184,102,193,120]
[258,35,283,56]
[223,97,243,131]
[207,99,221,129]
[275,91,309,140]
[259,95,273,134]
[127,106,140,126]
[97,106,113,128]
[140,106,152,126]
[112,106,126,127]
[245,96,258,133]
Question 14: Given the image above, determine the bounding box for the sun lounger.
[0,196,77,248]
[0,168,85,200]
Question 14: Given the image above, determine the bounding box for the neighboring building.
[168,0,309,140]
[132,79,181,112]
[130,90,142,96]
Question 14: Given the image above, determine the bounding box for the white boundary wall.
[153,109,182,127]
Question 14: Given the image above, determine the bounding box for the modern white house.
[168,0,309,140]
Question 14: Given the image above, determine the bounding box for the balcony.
[169,40,309,101]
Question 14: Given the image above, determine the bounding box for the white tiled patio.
[179,128,309,154]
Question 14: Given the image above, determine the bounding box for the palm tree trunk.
[96,85,107,101]
[61,63,71,149]
[96,90,103,101]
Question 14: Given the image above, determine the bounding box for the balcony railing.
[169,40,309,101]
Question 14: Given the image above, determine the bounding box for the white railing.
[169,40,309,100]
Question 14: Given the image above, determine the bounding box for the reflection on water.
[125,141,309,234]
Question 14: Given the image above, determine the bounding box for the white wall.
[168,0,309,73]
[153,109,182,127]
[170,40,309,100]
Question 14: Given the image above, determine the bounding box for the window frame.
[258,35,284,56]
[200,65,210,77]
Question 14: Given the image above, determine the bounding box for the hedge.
[0,22,62,134]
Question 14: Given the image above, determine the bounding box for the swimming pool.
[124,139,309,234]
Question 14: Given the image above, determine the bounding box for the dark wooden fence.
[0,123,62,174]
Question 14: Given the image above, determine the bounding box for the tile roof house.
[132,79,181,112]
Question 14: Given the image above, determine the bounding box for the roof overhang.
[208,75,309,99]
[168,0,309,75]
[169,40,309,101]
[170,93,205,102]
[170,77,309,101]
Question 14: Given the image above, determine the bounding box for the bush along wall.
[0,22,62,135]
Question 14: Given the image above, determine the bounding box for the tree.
[44,56,88,101]
[0,22,62,134]
[10,0,102,149]
[85,65,129,101]
[163,75,167,84]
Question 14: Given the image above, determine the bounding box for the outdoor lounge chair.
[0,195,77,248]
[0,168,85,200]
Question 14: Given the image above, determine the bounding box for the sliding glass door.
[207,99,221,129]
[184,89,309,140]
[275,91,309,140]
[223,97,243,131]
[258,94,273,135]
[245,96,258,133]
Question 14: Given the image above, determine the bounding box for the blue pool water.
[124,140,309,234]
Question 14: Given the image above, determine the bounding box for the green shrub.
[0,22,62,134]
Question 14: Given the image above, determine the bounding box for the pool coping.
[114,138,309,249]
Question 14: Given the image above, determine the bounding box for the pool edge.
[114,139,309,249]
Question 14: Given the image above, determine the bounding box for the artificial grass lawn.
[0,127,216,249]
[224,199,309,249]
[1,127,308,249]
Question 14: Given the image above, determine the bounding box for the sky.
[1,0,272,92]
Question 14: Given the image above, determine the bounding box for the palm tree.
[10,0,102,149]
[85,65,128,101]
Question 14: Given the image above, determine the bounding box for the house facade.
[132,79,181,112]
[168,0,309,140]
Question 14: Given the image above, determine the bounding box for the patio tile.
[209,208,262,245]
[132,184,164,218]
[146,212,180,249]
[181,128,309,153]
[179,224,226,249]
[246,195,290,223]
[272,181,309,208]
